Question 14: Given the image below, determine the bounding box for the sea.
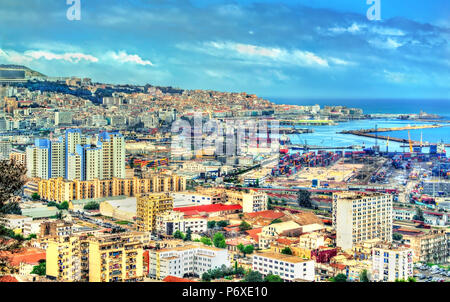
[265,98,450,153]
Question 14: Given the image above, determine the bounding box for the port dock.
[340,125,450,147]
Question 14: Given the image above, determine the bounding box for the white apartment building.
[55,111,72,126]
[0,214,33,233]
[98,132,125,180]
[155,211,207,235]
[171,192,213,208]
[252,252,315,281]
[242,191,268,213]
[298,232,326,250]
[50,139,65,179]
[393,208,414,221]
[333,192,393,251]
[149,244,230,280]
[23,220,42,237]
[26,139,50,179]
[372,245,414,282]
[67,152,82,181]
[258,221,302,249]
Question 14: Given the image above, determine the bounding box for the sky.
[0,0,449,100]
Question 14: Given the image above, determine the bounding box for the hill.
[0,64,46,78]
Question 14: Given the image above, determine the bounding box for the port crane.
[407,130,413,153]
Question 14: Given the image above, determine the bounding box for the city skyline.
[0,0,449,99]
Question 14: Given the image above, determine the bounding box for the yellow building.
[46,236,82,281]
[136,192,173,232]
[46,233,144,282]
[86,233,144,282]
[38,174,186,203]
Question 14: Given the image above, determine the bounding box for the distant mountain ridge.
[0,64,46,78]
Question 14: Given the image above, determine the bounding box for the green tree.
[281,247,293,255]
[201,236,212,246]
[55,211,65,220]
[413,207,424,221]
[270,218,283,224]
[213,232,226,248]
[0,160,27,215]
[207,220,216,229]
[83,201,100,210]
[239,221,252,231]
[359,269,370,282]
[27,234,37,240]
[59,201,69,210]
[31,193,40,201]
[31,260,46,276]
[297,189,312,208]
[243,270,263,282]
[184,228,192,241]
[331,274,347,282]
[264,274,283,282]
[173,230,185,240]
[393,233,403,241]
[217,220,229,228]
[202,272,211,282]
[407,277,416,282]
[237,243,245,254]
[243,245,254,255]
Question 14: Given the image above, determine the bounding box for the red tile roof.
[162,276,196,282]
[276,237,299,245]
[0,275,18,282]
[245,228,263,242]
[1,248,46,266]
[225,238,253,246]
[174,204,242,214]
[330,263,347,270]
[223,226,240,232]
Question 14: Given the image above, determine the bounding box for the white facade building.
[0,214,33,233]
[333,192,393,251]
[372,245,414,282]
[171,192,213,208]
[252,253,315,281]
[23,220,42,237]
[155,211,207,235]
[242,191,268,213]
[149,245,230,279]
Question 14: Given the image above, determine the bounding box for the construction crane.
[420,131,423,148]
[408,130,413,153]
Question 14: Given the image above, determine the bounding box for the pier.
[340,124,450,147]
[286,144,358,150]
[279,119,336,126]
[341,124,442,134]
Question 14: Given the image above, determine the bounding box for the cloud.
[184,41,330,68]
[24,50,99,63]
[369,38,404,49]
[383,70,408,83]
[0,48,32,64]
[0,48,98,64]
[329,23,365,34]
[329,57,354,66]
[107,51,154,66]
